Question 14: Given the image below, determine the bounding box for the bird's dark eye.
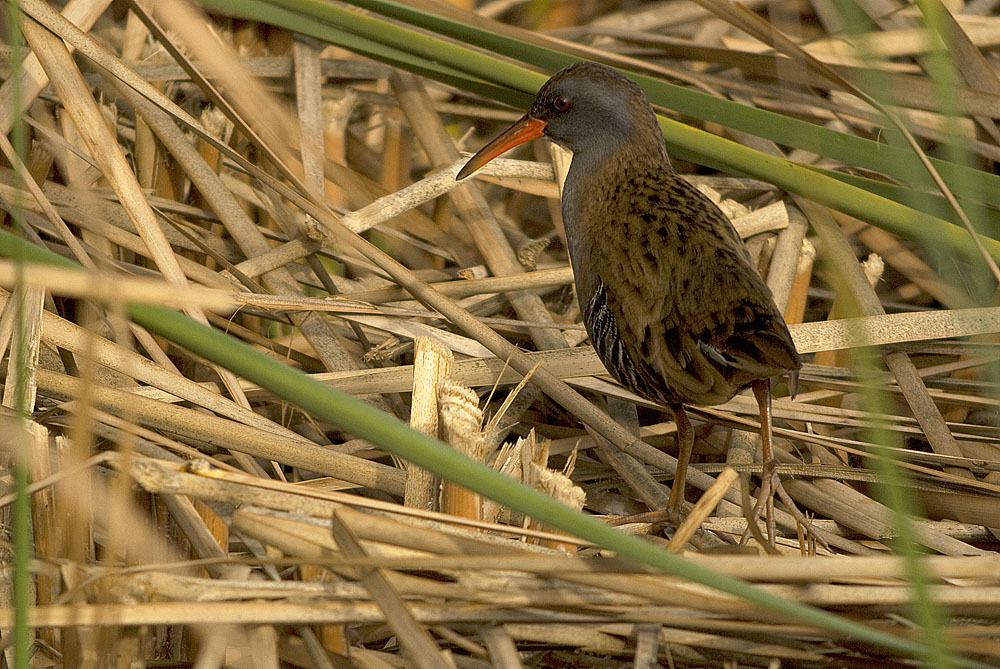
[553,96,571,111]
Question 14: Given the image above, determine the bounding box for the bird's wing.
[697,308,801,382]
[589,179,799,405]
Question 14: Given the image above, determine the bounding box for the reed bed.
[2,0,1000,666]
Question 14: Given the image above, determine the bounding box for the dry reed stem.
[0,260,235,310]
[406,336,452,511]
[38,370,404,492]
[329,512,457,669]
[528,463,586,552]
[438,379,488,520]
[22,15,265,482]
[782,238,816,326]
[666,467,739,553]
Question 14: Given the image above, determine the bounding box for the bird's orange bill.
[456,115,547,180]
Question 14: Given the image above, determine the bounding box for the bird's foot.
[745,468,830,553]
[771,476,830,553]
[744,456,778,548]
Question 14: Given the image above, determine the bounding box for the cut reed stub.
[406,336,453,511]
[439,379,489,521]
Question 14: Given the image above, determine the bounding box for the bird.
[457,61,802,544]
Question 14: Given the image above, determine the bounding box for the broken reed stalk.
[406,336,453,511]
[438,379,489,521]
[813,252,885,368]
[782,239,816,326]
[525,435,586,553]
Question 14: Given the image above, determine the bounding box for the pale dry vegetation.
[2,0,1000,667]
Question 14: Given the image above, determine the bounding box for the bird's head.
[457,61,664,181]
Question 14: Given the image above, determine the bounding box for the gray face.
[528,62,658,155]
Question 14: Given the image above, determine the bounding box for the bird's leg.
[667,404,693,511]
[751,379,777,547]
[749,380,831,553]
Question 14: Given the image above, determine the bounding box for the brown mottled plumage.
[458,62,801,535]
